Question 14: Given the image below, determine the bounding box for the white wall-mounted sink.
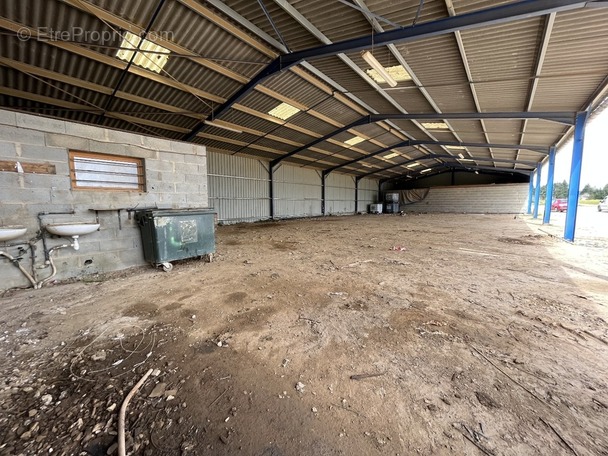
[0,226,27,242]
[45,223,100,237]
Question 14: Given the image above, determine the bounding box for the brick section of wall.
[0,110,208,290]
[401,183,529,214]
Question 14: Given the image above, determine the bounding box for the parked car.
[598,197,608,212]
[551,199,568,212]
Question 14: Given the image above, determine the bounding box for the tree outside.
[539,181,608,202]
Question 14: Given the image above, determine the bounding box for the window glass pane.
[70,152,144,191]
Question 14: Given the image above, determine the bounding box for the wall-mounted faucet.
[1,214,101,290]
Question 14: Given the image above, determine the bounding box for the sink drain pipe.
[0,251,37,289]
[38,243,71,288]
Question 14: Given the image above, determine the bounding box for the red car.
[551,198,568,212]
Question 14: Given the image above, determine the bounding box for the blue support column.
[533,167,542,218]
[527,175,534,214]
[543,146,556,224]
[564,111,589,242]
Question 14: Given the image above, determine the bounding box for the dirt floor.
[1,213,607,456]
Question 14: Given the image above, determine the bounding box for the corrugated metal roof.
[387,90,438,114]
[220,0,320,51]
[286,0,373,44]
[261,71,330,108]
[365,0,448,26]
[0,0,607,178]
[268,127,318,145]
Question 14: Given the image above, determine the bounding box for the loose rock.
[148,383,167,398]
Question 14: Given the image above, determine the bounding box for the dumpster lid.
[135,207,215,220]
[135,207,215,216]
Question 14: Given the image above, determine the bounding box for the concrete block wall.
[0,110,208,290]
[401,183,529,213]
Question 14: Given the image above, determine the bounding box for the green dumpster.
[135,208,215,271]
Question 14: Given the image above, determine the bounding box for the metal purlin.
[182,0,591,141]
[533,167,542,219]
[543,146,556,224]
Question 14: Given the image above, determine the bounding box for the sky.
[541,106,608,188]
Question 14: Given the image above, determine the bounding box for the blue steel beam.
[182,0,589,141]
[527,175,534,214]
[533,166,542,218]
[564,112,589,241]
[543,146,556,224]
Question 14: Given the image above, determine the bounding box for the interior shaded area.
[385,169,530,190]
[1,214,607,455]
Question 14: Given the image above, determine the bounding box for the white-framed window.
[69,151,145,191]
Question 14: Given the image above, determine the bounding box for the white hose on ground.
[118,368,153,456]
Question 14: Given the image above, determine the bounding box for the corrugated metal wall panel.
[357,178,379,213]
[208,152,270,223]
[326,173,355,215]
[402,184,528,214]
[274,164,322,218]
[209,152,379,221]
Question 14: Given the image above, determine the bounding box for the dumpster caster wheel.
[161,262,173,272]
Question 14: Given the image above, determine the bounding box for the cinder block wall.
[0,110,208,290]
[400,183,529,213]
